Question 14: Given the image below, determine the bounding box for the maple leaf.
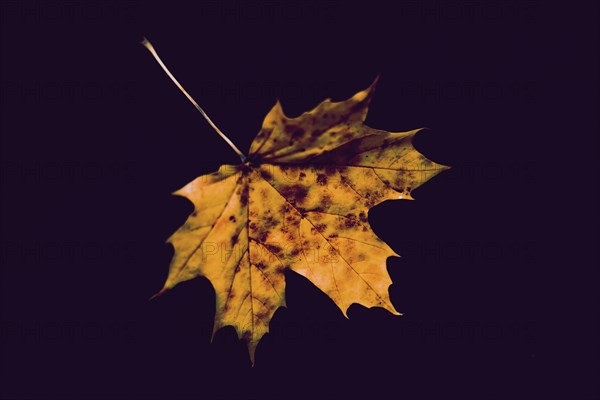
[142,39,449,364]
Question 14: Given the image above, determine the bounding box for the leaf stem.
[141,37,247,163]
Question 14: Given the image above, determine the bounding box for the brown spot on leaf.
[316,174,328,185]
[266,243,282,254]
[261,168,273,181]
[292,128,305,139]
[257,127,272,139]
[262,215,278,230]
[258,230,269,243]
[321,194,333,209]
[344,214,359,229]
[240,187,249,207]
[324,165,337,175]
[257,308,269,320]
[280,184,309,203]
[358,212,367,223]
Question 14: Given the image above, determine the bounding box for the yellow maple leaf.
[143,39,449,364]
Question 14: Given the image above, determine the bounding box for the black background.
[1,1,598,399]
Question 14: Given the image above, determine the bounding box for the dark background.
[1,1,598,399]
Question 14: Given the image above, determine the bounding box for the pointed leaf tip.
[370,74,381,89]
[149,287,169,301]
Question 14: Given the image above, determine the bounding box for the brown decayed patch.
[255,127,272,140]
[279,184,309,203]
[256,262,266,270]
[320,194,333,209]
[344,218,359,229]
[316,173,328,185]
[260,168,273,181]
[292,128,305,139]
[324,165,337,176]
[257,229,269,243]
[262,215,278,231]
[265,243,282,254]
[239,185,249,207]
